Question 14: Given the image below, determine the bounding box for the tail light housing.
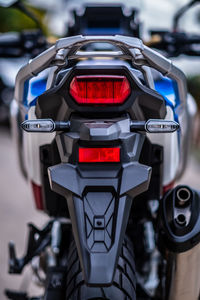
[79,147,120,163]
[69,75,131,105]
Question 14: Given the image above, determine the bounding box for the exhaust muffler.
[159,185,200,300]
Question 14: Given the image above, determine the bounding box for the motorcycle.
[1,0,200,299]
[0,0,47,124]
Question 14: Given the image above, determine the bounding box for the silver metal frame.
[14,35,187,106]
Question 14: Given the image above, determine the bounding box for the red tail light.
[69,75,131,105]
[79,147,120,163]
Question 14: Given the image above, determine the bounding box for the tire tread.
[66,236,136,300]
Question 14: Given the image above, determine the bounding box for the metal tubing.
[14,35,187,110]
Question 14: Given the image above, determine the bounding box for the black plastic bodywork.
[35,61,166,288]
[48,162,151,285]
[36,65,166,121]
[40,141,68,217]
[47,118,152,286]
[39,120,163,219]
[139,138,164,201]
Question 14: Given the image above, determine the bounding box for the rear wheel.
[66,236,136,300]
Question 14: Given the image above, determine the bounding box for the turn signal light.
[79,147,120,163]
[69,75,131,105]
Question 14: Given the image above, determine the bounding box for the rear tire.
[66,235,136,300]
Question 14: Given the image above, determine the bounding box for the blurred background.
[1,0,200,299]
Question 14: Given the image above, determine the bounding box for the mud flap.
[48,162,151,286]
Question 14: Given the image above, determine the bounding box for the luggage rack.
[14,35,187,108]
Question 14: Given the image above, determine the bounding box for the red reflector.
[31,182,44,211]
[163,181,175,195]
[69,75,131,105]
[79,147,120,163]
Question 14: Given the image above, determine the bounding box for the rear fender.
[48,162,151,286]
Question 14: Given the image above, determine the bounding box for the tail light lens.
[79,147,120,163]
[69,75,131,105]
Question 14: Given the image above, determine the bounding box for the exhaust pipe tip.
[160,185,200,252]
[176,187,191,207]
[175,214,187,226]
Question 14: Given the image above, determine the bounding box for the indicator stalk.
[130,119,179,133]
[21,119,70,133]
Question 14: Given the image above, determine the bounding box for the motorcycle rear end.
[2,1,200,300]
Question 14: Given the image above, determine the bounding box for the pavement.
[0,127,48,299]
[0,126,200,299]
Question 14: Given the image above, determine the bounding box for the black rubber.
[66,236,136,300]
